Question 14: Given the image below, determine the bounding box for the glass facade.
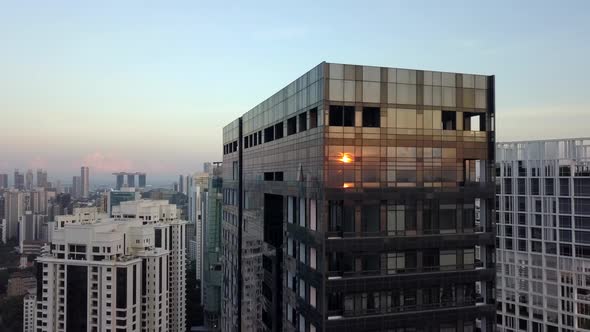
[222,62,496,332]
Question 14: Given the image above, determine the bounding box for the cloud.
[80,152,134,173]
[28,156,49,170]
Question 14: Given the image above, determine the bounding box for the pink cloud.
[28,156,49,170]
[80,152,134,173]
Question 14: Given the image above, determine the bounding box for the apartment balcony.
[325,230,494,252]
[324,302,495,332]
[325,266,495,293]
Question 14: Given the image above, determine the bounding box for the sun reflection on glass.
[338,153,353,163]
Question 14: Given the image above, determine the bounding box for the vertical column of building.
[168,222,187,331]
[81,166,89,198]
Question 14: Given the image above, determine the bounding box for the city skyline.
[1,1,589,181]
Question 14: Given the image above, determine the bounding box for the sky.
[0,0,589,185]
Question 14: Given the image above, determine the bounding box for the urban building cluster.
[7,61,590,332]
[0,167,91,256]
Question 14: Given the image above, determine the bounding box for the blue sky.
[0,0,589,183]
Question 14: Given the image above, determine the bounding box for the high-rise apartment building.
[0,173,8,189]
[24,293,36,332]
[19,212,47,253]
[4,189,25,240]
[138,173,147,188]
[72,175,81,199]
[496,138,590,332]
[37,169,48,188]
[112,200,187,331]
[26,169,34,190]
[14,169,25,190]
[188,173,210,281]
[221,62,496,332]
[81,166,90,198]
[127,173,136,188]
[115,173,125,190]
[28,201,186,332]
[203,163,223,330]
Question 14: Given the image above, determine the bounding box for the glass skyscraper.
[222,62,496,332]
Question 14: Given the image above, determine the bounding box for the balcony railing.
[325,228,493,239]
[327,299,477,319]
[327,263,494,279]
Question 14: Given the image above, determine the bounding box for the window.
[310,200,317,231]
[310,286,317,308]
[362,107,380,127]
[298,113,307,132]
[309,108,318,128]
[299,198,306,228]
[264,126,274,142]
[387,204,405,235]
[274,122,283,139]
[299,243,306,264]
[361,202,380,233]
[299,279,306,300]
[329,105,355,126]
[287,116,297,135]
[463,112,485,131]
[442,111,456,130]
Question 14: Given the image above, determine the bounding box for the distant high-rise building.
[30,189,52,214]
[179,175,184,194]
[14,169,25,190]
[0,173,8,189]
[107,188,140,216]
[55,180,63,194]
[203,162,213,173]
[18,212,47,253]
[25,169,34,190]
[126,173,135,188]
[27,201,187,332]
[0,196,6,243]
[23,293,36,332]
[222,62,496,331]
[72,176,81,199]
[114,172,125,189]
[188,172,210,282]
[3,190,25,240]
[36,169,48,188]
[203,163,223,330]
[80,166,89,198]
[138,173,147,188]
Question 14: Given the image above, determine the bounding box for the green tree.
[0,295,24,332]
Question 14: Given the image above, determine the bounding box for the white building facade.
[27,201,187,332]
[496,138,590,332]
[188,173,209,281]
[23,293,37,332]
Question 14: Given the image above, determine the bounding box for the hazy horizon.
[1,0,589,182]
